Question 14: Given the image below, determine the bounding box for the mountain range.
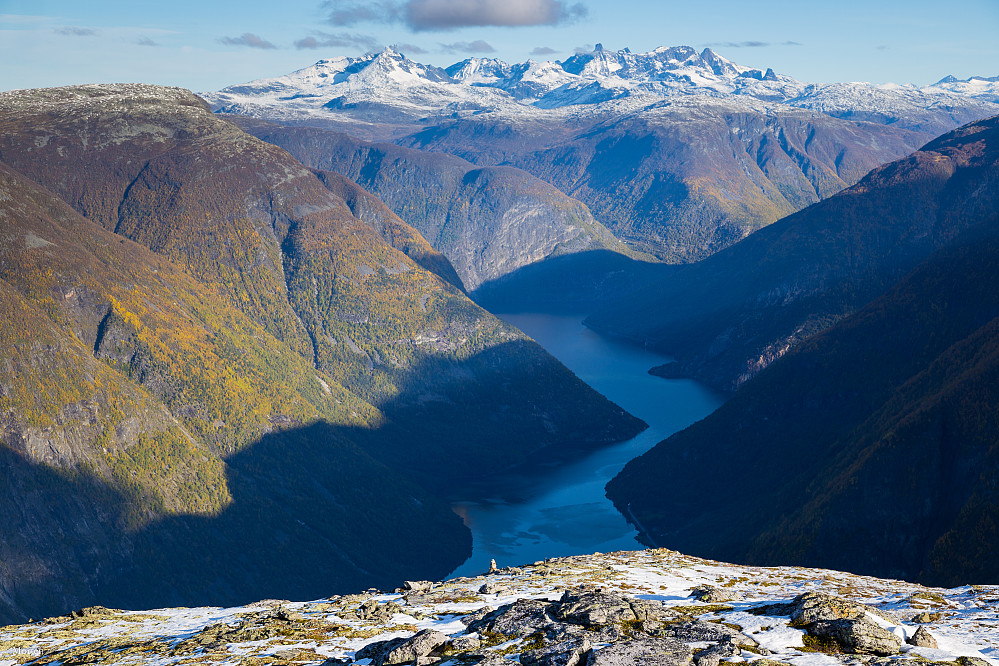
[204,45,999,262]
[0,83,642,624]
[605,114,999,586]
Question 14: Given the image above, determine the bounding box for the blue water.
[448,313,723,578]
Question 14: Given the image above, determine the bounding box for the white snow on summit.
[202,45,999,133]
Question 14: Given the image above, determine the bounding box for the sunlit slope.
[0,84,643,623]
[0,159,463,623]
[234,117,633,291]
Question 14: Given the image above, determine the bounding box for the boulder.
[629,598,677,623]
[449,634,483,651]
[689,586,740,603]
[355,599,403,621]
[403,580,434,594]
[521,637,592,666]
[383,629,450,664]
[480,581,509,595]
[274,606,304,622]
[787,592,868,625]
[692,640,740,666]
[647,620,757,648]
[586,637,692,666]
[911,612,945,623]
[355,636,409,663]
[468,599,558,637]
[807,618,902,656]
[461,606,496,627]
[554,591,638,626]
[906,625,938,648]
[955,657,991,666]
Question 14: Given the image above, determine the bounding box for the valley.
[2,30,999,652]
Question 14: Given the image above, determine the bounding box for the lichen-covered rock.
[955,657,992,666]
[907,625,938,648]
[692,639,740,666]
[447,634,482,652]
[521,637,592,666]
[383,629,449,664]
[689,585,740,603]
[356,599,403,621]
[587,637,692,666]
[807,618,902,656]
[554,590,638,626]
[402,580,434,594]
[468,599,557,637]
[788,593,869,624]
[629,598,678,623]
[461,605,497,626]
[356,636,409,663]
[911,611,945,623]
[480,581,509,595]
[647,620,757,648]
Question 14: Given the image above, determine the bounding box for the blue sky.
[2,0,997,92]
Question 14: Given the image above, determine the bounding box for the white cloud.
[217,33,277,49]
[323,0,587,31]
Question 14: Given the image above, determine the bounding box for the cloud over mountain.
[406,0,586,30]
[218,33,277,49]
[295,31,380,50]
[323,0,587,30]
[439,39,495,53]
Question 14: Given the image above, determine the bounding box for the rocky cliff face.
[0,84,643,625]
[3,548,996,666]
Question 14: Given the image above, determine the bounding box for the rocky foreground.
[1,549,996,666]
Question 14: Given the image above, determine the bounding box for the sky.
[1,0,998,93]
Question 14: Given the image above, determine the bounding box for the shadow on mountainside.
[0,340,644,626]
[471,250,673,316]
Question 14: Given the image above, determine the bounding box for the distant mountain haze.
[204,45,999,262]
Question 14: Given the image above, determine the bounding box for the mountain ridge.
[586,113,999,391]
[603,115,999,586]
[203,44,999,138]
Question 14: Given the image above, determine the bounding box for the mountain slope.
[606,228,999,586]
[0,84,643,623]
[232,117,632,290]
[587,114,999,391]
[406,100,925,259]
[0,157,464,623]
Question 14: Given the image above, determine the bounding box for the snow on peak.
[202,44,999,129]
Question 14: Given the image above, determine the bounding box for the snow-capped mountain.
[206,45,999,263]
[203,44,999,134]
